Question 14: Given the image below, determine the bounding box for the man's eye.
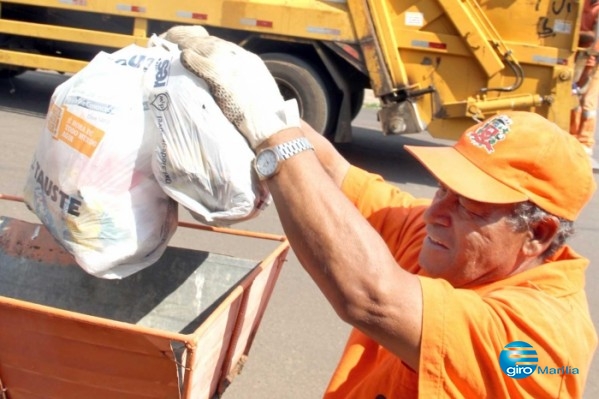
[458,198,486,217]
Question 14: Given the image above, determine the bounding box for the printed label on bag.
[46,103,62,137]
[56,107,105,157]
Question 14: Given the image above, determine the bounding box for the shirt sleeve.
[341,165,430,272]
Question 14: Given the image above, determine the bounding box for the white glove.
[161,26,300,149]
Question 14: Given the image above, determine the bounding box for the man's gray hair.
[507,201,575,259]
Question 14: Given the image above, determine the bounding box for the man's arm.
[164,27,425,370]
[297,120,350,188]
[257,125,424,370]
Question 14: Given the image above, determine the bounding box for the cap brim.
[404,145,529,204]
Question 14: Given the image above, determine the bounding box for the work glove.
[161,26,300,149]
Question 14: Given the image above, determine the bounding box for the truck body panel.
[0,0,583,140]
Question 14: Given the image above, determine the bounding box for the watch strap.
[275,137,314,160]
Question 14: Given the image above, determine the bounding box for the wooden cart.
[0,195,289,399]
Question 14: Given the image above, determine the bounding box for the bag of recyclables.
[23,38,269,278]
[144,36,270,226]
[23,45,179,279]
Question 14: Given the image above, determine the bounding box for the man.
[571,0,599,156]
[163,27,597,398]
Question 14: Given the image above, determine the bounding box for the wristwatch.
[254,137,314,180]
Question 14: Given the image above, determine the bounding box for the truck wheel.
[261,53,333,136]
[350,88,365,120]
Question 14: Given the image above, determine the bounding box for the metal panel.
[0,213,289,399]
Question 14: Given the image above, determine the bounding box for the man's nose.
[423,188,453,226]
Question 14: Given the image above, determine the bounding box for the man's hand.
[161,25,300,149]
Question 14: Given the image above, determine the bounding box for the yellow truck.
[0,0,585,142]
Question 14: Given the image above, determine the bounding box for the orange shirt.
[581,0,599,36]
[324,166,597,398]
[580,0,599,66]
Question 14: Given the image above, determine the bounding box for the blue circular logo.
[499,341,538,379]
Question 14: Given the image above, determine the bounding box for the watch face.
[256,149,278,177]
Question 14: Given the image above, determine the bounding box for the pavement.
[364,89,378,107]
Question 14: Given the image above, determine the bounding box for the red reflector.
[429,42,447,50]
[340,43,361,60]
[257,20,273,28]
[192,13,208,20]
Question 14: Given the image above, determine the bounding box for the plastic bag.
[23,47,178,279]
[145,36,271,226]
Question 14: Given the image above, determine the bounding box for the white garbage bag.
[144,36,271,226]
[23,48,178,279]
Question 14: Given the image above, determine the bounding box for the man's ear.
[522,216,560,257]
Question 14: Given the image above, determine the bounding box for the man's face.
[418,184,531,288]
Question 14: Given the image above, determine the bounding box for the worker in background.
[163,26,597,398]
[571,0,599,157]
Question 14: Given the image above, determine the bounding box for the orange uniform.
[324,166,597,398]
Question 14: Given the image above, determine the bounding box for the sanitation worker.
[163,26,597,398]
[571,0,599,157]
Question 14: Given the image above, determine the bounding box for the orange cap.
[405,111,596,220]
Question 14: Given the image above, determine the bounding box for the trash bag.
[144,36,271,226]
[23,48,178,279]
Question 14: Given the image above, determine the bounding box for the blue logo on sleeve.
[499,341,538,379]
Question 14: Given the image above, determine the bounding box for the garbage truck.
[0,0,586,142]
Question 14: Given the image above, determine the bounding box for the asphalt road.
[0,71,597,398]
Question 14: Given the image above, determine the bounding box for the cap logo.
[467,115,512,153]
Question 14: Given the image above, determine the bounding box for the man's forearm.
[258,126,423,370]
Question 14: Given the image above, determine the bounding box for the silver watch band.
[254,136,314,180]
[275,137,314,160]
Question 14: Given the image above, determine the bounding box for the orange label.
[56,108,105,158]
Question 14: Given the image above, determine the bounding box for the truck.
[0,0,585,142]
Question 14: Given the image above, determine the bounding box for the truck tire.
[350,87,365,120]
[261,53,333,136]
